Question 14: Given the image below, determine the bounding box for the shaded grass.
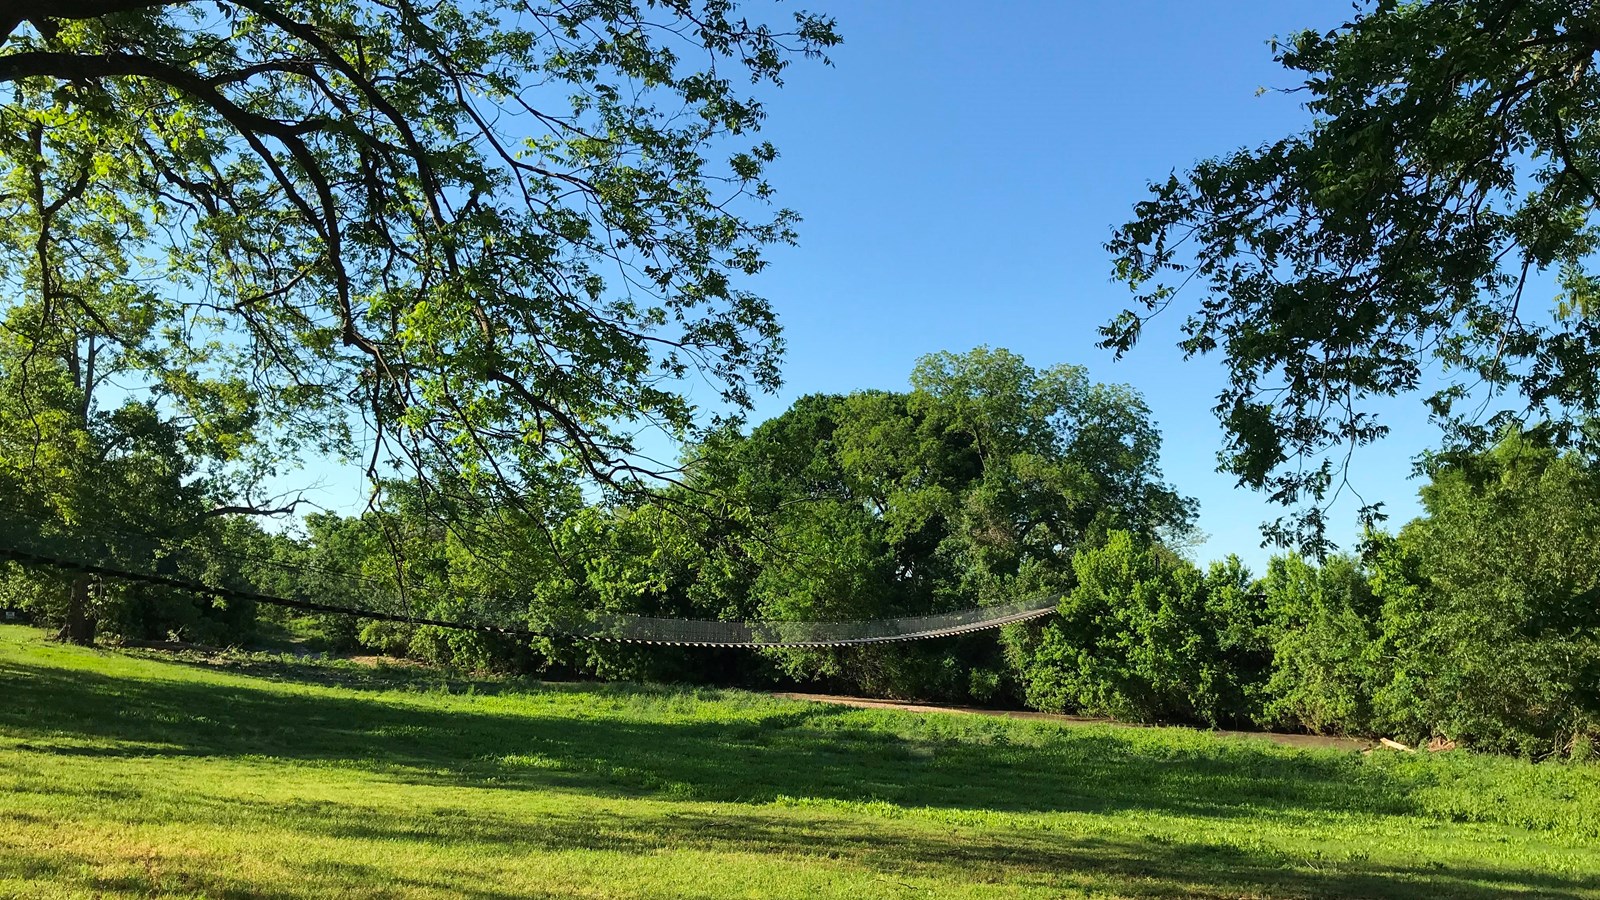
[1,624,1597,898]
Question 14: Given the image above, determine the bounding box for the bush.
[1019,531,1264,726]
[1365,437,1600,756]
[358,620,415,657]
[1256,434,1600,756]
[1261,553,1384,735]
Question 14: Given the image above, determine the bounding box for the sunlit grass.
[1,624,1597,898]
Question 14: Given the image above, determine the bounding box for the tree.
[1020,531,1266,727]
[0,1,839,549]
[1259,552,1384,735]
[1106,0,1600,551]
[906,347,1194,578]
[1370,433,1600,755]
[537,493,766,683]
[0,90,299,641]
[0,322,256,643]
[1248,432,1600,753]
[715,348,1194,700]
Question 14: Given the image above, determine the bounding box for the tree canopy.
[0,0,838,543]
[1106,0,1600,551]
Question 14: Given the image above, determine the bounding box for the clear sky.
[690,0,1437,570]
[298,0,1447,572]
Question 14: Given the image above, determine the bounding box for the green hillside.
[1,625,1596,899]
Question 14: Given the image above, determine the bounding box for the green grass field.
[1,625,1597,898]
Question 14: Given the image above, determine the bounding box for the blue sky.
[708,0,1438,570]
[300,0,1446,571]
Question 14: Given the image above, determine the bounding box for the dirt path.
[774,691,1373,752]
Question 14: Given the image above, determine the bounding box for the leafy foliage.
[0,0,839,543]
[0,0,837,644]
[0,321,265,643]
[731,349,1192,699]
[1106,0,1600,550]
[1259,431,1600,754]
[499,347,1194,699]
[1261,553,1384,735]
[1372,434,1600,754]
[1021,532,1268,727]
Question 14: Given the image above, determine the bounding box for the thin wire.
[0,514,1059,648]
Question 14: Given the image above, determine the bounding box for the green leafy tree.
[906,347,1194,595]
[1372,433,1600,755]
[1255,432,1600,753]
[731,350,1192,700]
[1106,0,1600,550]
[288,484,564,667]
[0,1,839,551]
[1260,553,1384,735]
[538,496,766,683]
[0,100,283,641]
[0,324,269,642]
[1203,554,1274,721]
[1021,531,1265,727]
[535,349,1191,700]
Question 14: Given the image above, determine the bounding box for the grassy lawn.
[1,624,1597,898]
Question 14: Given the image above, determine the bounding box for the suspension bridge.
[0,523,1057,649]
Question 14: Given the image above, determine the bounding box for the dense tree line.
[7,347,1599,758]
[1017,431,1600,757]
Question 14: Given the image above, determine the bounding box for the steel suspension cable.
[0,514,1058,647]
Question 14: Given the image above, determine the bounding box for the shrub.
[1020,531,1263,726]
[1261,553,1384,735]
[1366,437,1600,756]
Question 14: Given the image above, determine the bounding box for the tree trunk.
[61,574,96,645]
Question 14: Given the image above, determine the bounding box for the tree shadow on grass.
[0,658,1406,825]
[118,647,534,694]
[0,846,560,900]
[7,787,1593,900]
[300,803,1600,899]
[3,655,1595,897]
